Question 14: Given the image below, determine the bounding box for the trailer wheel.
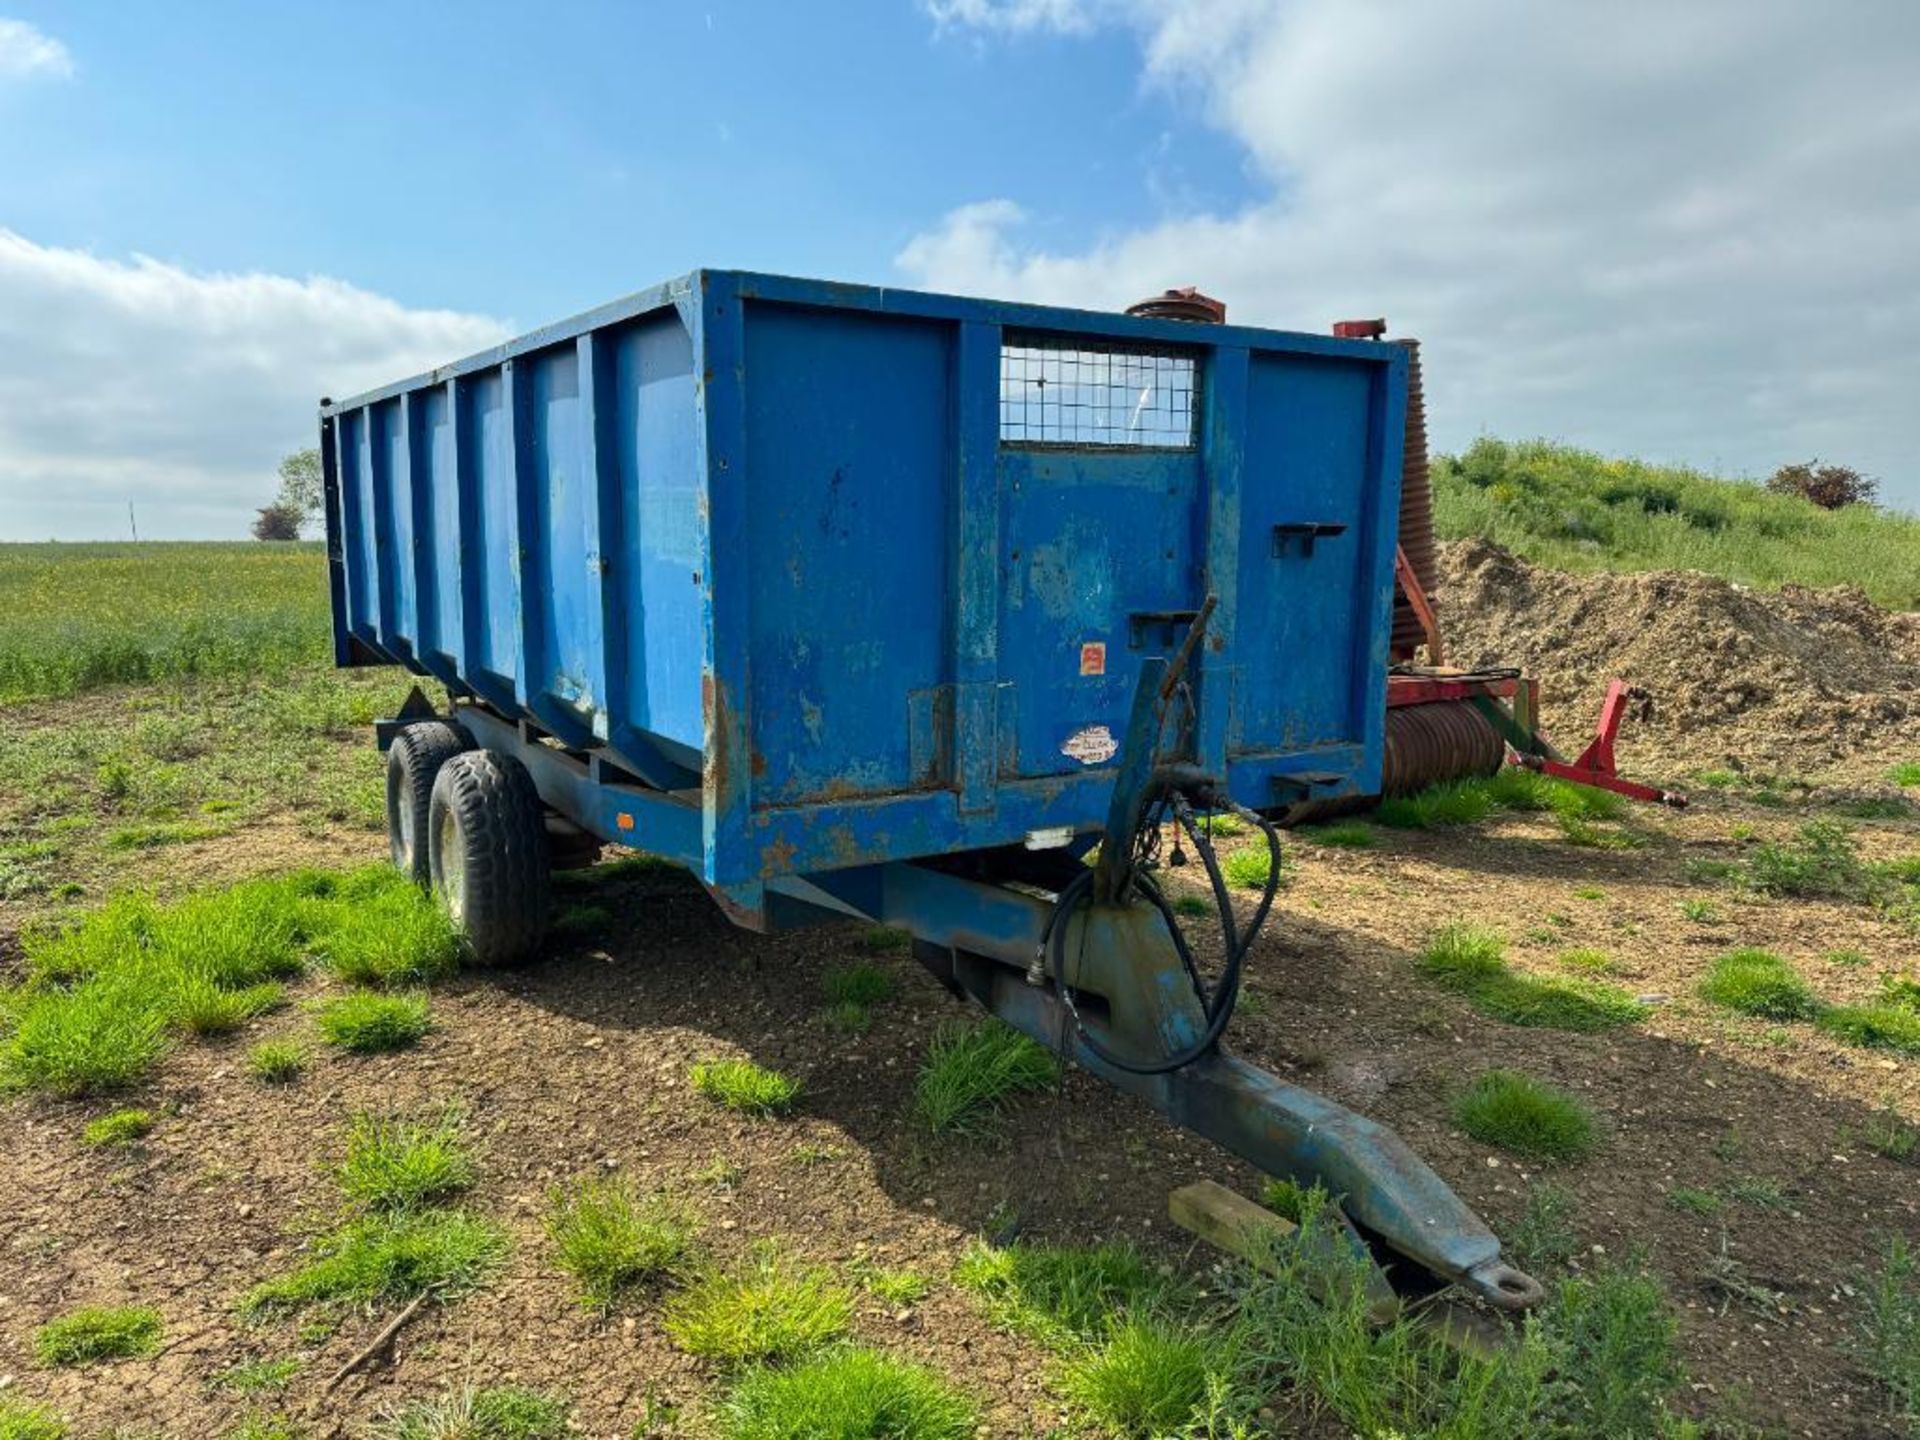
[427,749,551,967]
[386,721,472,884]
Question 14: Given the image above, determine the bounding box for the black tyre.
[386,721,472,884]
[427,748,551,967]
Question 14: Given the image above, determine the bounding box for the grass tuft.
[954,1239,1160,1346]
[911,1020,1058,1136]
[248,1040,305,1084]
[375,1384,570,1440]
[1859,1235,1920,1431]
[82,1108,154,1148]
[690,1058,802,1117]
[546,1175,694,1310]
[664,1249,852,1366]
[214,1356,302,1393]
[1299,820,1376,849]
[241,1210,507,1316]
[0,1398,67,1440]
[1221,846,1276,890]
[336,1110,476,1213]
[314,990,431,1053]
[716,1346,977,1440]
[32,1305,162,1366]
[1697,948,1821,1020]
[1420,925,1643,1032]
[1455,1070,1597,1162]
[1060,1315,1227,1438]
[821,962,893,1009]
[1817,1004,1920,1056]
[312,869,462,986]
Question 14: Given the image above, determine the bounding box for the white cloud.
[0,230,508,539]
[0,17,73,80]
[902,0,1920,506]
[922,0,1097,35]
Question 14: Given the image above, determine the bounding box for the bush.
[1766,460,1877,510]
[1455,1070,1597,1162]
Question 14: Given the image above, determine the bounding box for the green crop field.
[0,541,332,704]
[1435,439,1920,610]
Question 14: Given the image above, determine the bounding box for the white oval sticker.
[1061,724,1118,766]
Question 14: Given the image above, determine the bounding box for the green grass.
[1060,1315,1227,1438]
[821,962,894,1008]
[853,1264,930,1306]
[1891,763,1920,788]
[226,1418,304,1440]
[1221,845,1275,890]
[1698,948,1821,1020]
[690,1058,803,1117]
[1744,821,1877,901]
[1667,1186,1723,1216]
[1505,1182,1578,1271]
[0,1398,67,1440]
[1860,1109,1920,1162]
[1556,947,1615,974]
[241,1209,507,1316]
[716,1347,977,1440]
[1817,1004,1920,1055]
[1679,898,1723,924]
[82,1107,153,1148]
[0,542,333,703]
[1298,819,1376,849]
[1375,777,1497,829]
[248,1040,305,1084]
[910,1019,1058,1136]
[1418,924,1644,1033]
[336,1110,476,1212]
[953,1239,1161,1346]
[545,1175,695,1310]
[1433,437,1920,608]
[214,1356,302,1393]
[375,1385,570,1440]
[1374,769,1629,836]
[1229,1183,1687,1437]
[32,1304,162,1366]
[1454,1070,1598,1162]
[1859,1236,1920,1435]
[0,867,453,1096]
[314,990,431,1053]
[663,1249,852,1366]
[312,873,463,987]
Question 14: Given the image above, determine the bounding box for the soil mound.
[1435,539,1920,779]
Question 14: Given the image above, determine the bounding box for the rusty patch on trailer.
[702,673,743,814]
[760,835,798,876]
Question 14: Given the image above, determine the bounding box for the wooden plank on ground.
[1168,1179,1399,1325]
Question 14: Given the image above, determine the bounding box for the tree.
[252,501,303,541]
[274,448,324,533]
[1766,460,1877,510]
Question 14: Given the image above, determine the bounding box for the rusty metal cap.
[1333,318,1388,340]
[1126,287,1227,323]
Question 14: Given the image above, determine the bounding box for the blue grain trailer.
[323,269,1541,1310]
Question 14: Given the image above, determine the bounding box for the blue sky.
[2,1,1917,538]
[1,2,1241,325]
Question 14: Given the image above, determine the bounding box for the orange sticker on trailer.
[1079,642,1106,677]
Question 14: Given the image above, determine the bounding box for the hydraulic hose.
[1043,787,1284,1075]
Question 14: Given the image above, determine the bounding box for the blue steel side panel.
[608,311,704,751]
[1232,354,1381,756]
[527,345,597,727]
[739,302,954,805]
[418,386,461,669]
[466,370,521,693]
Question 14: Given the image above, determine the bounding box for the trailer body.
[323,271,1407,907]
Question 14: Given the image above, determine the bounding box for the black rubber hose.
[1044,785,1284,1075]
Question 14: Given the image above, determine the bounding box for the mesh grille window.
[999,338,1197,448]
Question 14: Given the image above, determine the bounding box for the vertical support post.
[952,321,1000,813]
[503,359,542,711]
[319,407,351,668]
[1353,346,1409,787]
[368,402,397,651]
[697,274,756,886]
[578,331,622,744]
[1197,345,1247,777]
[449,377,481,684]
